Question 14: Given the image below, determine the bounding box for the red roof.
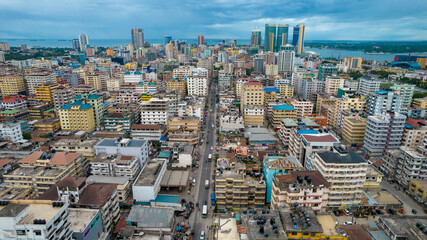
[406,120,427,127]
[245,80,262,86]
[19,152,43,164]
[50,152,82,165]
[0,159,12,168]
[301,134,338,143]
[78,183,118,207]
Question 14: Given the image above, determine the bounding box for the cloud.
[0,0,426,40]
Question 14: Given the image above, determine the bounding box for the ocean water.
[1,38,425,62]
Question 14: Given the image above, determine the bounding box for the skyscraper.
[276,24,289,52]
[264,24,276,52]
[198,34,204,46]
[254,58,264,73]
[278,44,295,75]
[78,34,89,52]
[292,24,305,54]
[250,30,262,47]
[164,35,172,46]
[72,39,80,51]
[131,28,144,49]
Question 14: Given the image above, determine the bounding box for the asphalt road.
[381,181,426,216]
[192,79,217,239]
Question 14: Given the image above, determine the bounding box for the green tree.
[22,132,32,140]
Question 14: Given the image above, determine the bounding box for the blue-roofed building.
[58,101,96,132]
[272,105,297,129]
[263,155,303,203]
[95,138,149,168]
[392,62,422,69]
[264,87,280,93]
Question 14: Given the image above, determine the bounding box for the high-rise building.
[254,58,264,73]
[292,24,305,54]
[324,76,345,96]
[164,35,172,46]
[78,34,89,51]
[390,83,415,107]
[264,24,276,52]
[366,90,402,116]
[131,28,144,49]
[276,24,289,51]
[358,76,381,96]
[250,30,262,47]
[198,34,204,46]
[0,75,26,95]
[363,111,406,156]
[278,44,295,75]
[72,39,80,51]
[59,101,96,132]
[0,51,5,62]
[318,65,338,81]
[0,42,10,51]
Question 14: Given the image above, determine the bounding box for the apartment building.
[243,105,265,127]
[0,200,71,240]
[278,117,319,149]
[51,138,98,160]
[172,66,193,79]
[104,112,137,131]
[140,97,169,124]
[166,78,187,96]
[342,116,367,145]
[106,77,123,91]
[363,111,406,156]
[278,85,294,98]
[264,87,281,103]
[324,76,344,96]
[94,138,149,168]
[287,99,314,119]
[413,97,427,110]
[215,163,266,211]
[358,76,381,96]
[396,146,427,187]
[367,90,402,116]
[3,151,89,196]
[0,75,26,95]
[272,105,297,128]
[390,83,415,107]
[0,96,27,110]
[240,80,264,111]
[167,116,200,132]
[25,71,57,94]
[90,154,140,181]
[58,101,95,132]
[0,121,23,143]
[115,91,141,104]
[131,124,166,141]
[401,120,427,148]
[271,171,329,211]
[123,71,143,83]
[35,83,59,103]
[187,77,207,96]
[310,146,368,207]
[52,87,76,110]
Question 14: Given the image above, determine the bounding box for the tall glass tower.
[292,24,305,54]
[164,35,172,46]
[276,24,289,52]
[251,30,262,47]
[131,28,144,49]
[264,24,276,52]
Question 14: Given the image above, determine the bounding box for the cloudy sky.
[1,0,427,40]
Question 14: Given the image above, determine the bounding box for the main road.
[192,78,218,238]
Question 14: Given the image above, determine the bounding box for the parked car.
[334,210,340,216]
[337,210,344,216]
[343,222,353,225]
[375,209,383,215]
[344,209,352,215]
[200,231,205,240]
[388,209,396,215]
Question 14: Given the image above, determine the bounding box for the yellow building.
[264,88,280,104]
[287,99,314,119]
[272,105,297,127]
[3,151,88,196]
[84,73,102,90]
[35,83,59,103]
[0,75,26,96]
[51,138,99,160]
[166,79,187,94]
[413,97,427,109]
[342,116,367,144]
[106,48,115,56]
[240,81,264,112]
[33,118,61,132]
[331,95,365,129]
[58,101,95,132]
[363,165,383,190]
[167,116,200,132]
[141,93,152,101]
[416,57,427,68]
[125,62,137,70]
[408,179,427,203]
[279,85,294,98]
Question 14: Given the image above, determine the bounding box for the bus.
[208,154,212,162]
[202,205,208,218]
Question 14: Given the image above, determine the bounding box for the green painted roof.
[87,94,102,100]
[0,109,21,114]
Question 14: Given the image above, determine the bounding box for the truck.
[202,205,208,218]
[205,180,209,189]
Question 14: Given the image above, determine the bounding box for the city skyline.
[1,0,427,40]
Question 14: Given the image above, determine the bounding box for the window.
[16,230,26,235]
[34,230,42,236]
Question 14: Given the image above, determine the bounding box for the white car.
[200,231,205,240]
[343,221,353,225]
[211,146,214,151]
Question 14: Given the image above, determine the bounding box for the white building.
[25,72,57,94]
[94,138,149,168]
[90,154,140,181]
[0,98,27,110]
[191,67,208,78]
[140,98,169,125]
[265,64,278,76]
[130,124,166,141]
[132,160,167,202]
[0,122,23,143]
[187,77,207,96]
[278,46,295,75]
[0,200,70,240]
[358,76,381,96]
[324,76,345,96]
[309,146,368,207]
[123,71,143,83]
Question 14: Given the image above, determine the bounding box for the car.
[337,210,344,216]
[200,231,205,240]
[334,210,340,216]
[344,209,352,215]
[211,146,214,151]
[343,222,353,225]
[388,209,396,215]
[375,209,383,215]
[203,200,207,205]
